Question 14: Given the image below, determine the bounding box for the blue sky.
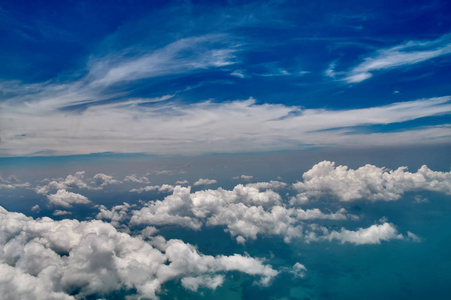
[1,0,450,156]
[1,1,451,300]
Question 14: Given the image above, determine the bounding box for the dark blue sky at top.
[1,0,451,110]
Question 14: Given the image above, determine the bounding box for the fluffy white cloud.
[0,178,30,190]
[130,184,175,193]
[193,178,218,186]
[35,172,121,207]
[0,175,30,190]
[130,186,203,230]
[181,275,224,292]
[324,223,404,245]
[0,263,75,300]
[92,173,121,188]
[36,172,88,195]
[131,184,354,243]
[0,206,277,299]
[53,210,71,216]
[36,171,120,196]
[46,190,91,208]
[292,161,451,203]
[175,180,189,185]
[246,180,287,190]
[124,174,151,184]
[291,262,307,278]
[96,202,134,228]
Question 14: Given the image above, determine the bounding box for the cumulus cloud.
[175,180,189,185]
[0,206,277,299]
[0,175,20,184]
[291,262,307,278]
[92,173,121,188]
[193,178,218,186]
[46,189,91,208]
[0,176,30,190]
[35,171,120,206]
[181,274,224,292]
[292,161,451,203]
[341,33,451,83]
[131,184,355,243]
[36,172,88,195]
[53,210,71,216]
[96,202,134,228]
[130,184,175,193]
[0,182,30,190]
[246,180,287,190]
[323,223,404,245]
[35,172,89,195]
[124,174,151,184]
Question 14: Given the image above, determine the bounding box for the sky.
[1,0,451,299]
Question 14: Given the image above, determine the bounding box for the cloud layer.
[2,95,450,156]
[292,161,451,203]
[0,206,277,299]
[2,160,451,298]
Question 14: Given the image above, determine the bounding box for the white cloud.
[2,88,450,156]
[324,62,337,78]
[193,178,218,186]
[35,171,89,195]
[0,263,75,300]
[341,34,451,83]
[130,184,175,193]
[292,161,451,203]
[35,172,120,207]
[245,180,286,190]
[0,175,20,184]
[175,180,189,185]
[31,205,40,213]
[413,195,429,203]
[96,202,134,228]
[291,262,307,278]
[0,182,30,190]
[53,210,72,216]
[89,34,237,87]
[47,190,91,208]
[407,231,422,242]
[131,184,355,243]
[181,275,225,292]
[0,205,277,299]
[232,175,253,180]
[0,176,30,190]
[230,70,246,78]
[323,223,404,245]
[124,174,150,184]
[92,173,121,188]
[130,186,203,230]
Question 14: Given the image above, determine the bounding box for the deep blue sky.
[0,0,450,156]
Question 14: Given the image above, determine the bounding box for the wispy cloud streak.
[1,94,450,156]
[327,34,451,83]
